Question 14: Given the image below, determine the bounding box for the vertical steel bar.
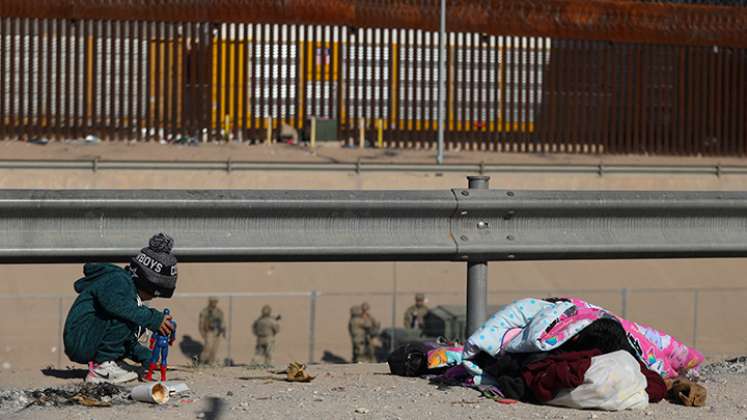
[269,24,277,134]
[308,290,318,364]
[326,26,333,121]
[55,19,63,140]
[119,21,127,140]
[366,28,373,137]
[466,175,489,336]
[390,262,397,353]
[170,23,178,141]
[227,295,233,362]
[285,25,292,131]
[250,24,258,136]
[242,22,250,139]
[90,20,98,139]
[19,18,27,140]
[9,18,17,138]
[692,289,699,348]
[145,21,154,141]
[621,288,629,319]
[136,21,143,141]
[233,24,241,141]
[109,20,117,140]
[129,21,138,140]
[57,297,63,368]
[436,0,445,162]
[73,20,82,140]
[0,17,6,139]
[378,28,386,143]
[64,18,72,139]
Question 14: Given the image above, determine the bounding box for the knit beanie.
[130,233,178,298]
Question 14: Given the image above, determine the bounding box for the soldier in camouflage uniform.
[403,293,429,332]
[360,302,381,363]
[348,305,367,363]
[198,297,225,366]
[251,305,280,366]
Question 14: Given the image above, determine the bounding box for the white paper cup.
[131,383,170,404]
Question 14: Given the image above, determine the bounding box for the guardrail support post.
[466,176,490,336]
[308,290,318,364]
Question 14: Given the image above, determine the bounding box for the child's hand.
[159,315,174,336]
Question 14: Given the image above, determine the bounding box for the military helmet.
[350,305,362,316]
[261,305,272,316]
[208,296,218,304]
[415,293,425,301]
[361,302,370,312]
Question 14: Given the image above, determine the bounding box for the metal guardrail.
[4,177,747,331]
[3,159,747,176]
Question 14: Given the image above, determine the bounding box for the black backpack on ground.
[386,343,430,377]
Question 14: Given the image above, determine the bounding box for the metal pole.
[308,290,318,364]
[57,297,63,368]
[391,262,397,353]
[227,296,233,364]
[436,0,446,164]
[466,176,489,335]
[621,288,629,319]
[692,289,699,348]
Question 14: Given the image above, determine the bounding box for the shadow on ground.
[40,367,87,380]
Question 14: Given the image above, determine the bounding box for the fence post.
[377,119,384,148]
[466,176,490,336]
[310,117,317,148]
[308,290,318,364]
[266,117,273,144]
[57,297,63,368]
[621,288,629,319]
[359,118,366,149]
[391,262,397,353]
[692,289,699,348]
[227,295,233,363]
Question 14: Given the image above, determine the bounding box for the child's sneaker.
[86,361,138,384]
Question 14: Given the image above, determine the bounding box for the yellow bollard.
[310,117,317,148]
[377,119,384,149]
[266,117,272,144]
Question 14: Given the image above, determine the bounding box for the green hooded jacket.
[63,263,165,364]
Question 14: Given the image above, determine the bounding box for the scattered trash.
[285,362,315,383]
[162,382,190,396]
[84,135,101,144]
[130,382,170,405]
[28,137,49,146]
[3,383,130,411]
[700,356,747,378]
[173,135,200,146]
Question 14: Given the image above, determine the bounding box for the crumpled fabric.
[521,349,601,402]
[462,297,703,379]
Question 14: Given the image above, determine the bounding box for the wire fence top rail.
[3,187,747,263]
[4,159,747,176]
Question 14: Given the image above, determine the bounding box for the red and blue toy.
[145,308,176,382]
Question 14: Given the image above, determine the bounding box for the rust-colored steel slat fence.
[1,2,747,155]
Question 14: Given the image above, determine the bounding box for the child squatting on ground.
[62,233,178,384]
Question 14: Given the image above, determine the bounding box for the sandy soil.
[0,363,743,420]
[5,139,747,165]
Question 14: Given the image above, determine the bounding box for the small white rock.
[354,408,369,414]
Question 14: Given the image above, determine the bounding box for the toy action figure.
[145,308,176,382]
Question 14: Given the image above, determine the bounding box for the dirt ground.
[0,362,745,420]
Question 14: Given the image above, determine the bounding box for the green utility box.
[422,305,503,342]
[303,118,338,142]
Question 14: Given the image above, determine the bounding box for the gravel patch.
[1,363,744,420]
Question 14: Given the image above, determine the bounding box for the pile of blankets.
[390,297,707,411]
